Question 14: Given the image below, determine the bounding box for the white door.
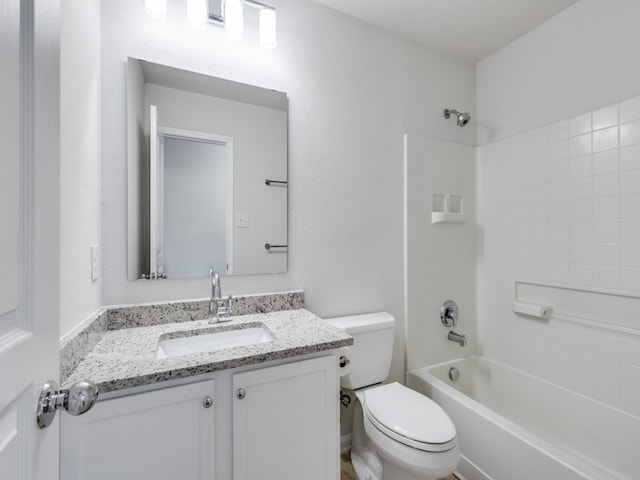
[149,104,165,276]
[0,0,61,479]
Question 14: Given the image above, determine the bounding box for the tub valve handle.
[440,300,458,327]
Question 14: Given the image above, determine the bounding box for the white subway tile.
[548,139,569,161]
[620,96,640,123]
[621,169,640,194]
[569,222,593,243]
[569,264,593,285]
[592,150,618,175]
[620,194,640,219]
[569,112,592,137]
[620,119,640,147]
[569,177,592,200]
[529,127,547,147]
[620,244,640,267]
[548,222,569,241]
[567,199,593,221]
[546,181,569,203]
[547,262,569,282]
[569,155,592,179]
[593,266,618,290]
[620,219,640,242]
[548,160,569,181]
[593,173,619,197]
[593,244,618,266]
[548,120,569,142]
[569,133,592,157]
[593,104,619,131]
[620,144,640,171]
[593,196,619,220]
[594,219,619,243]
[593,126,619,152]
[619,267,640,291]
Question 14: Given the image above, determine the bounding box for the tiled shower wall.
[476,95,640,416]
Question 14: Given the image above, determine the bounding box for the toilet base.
[350,393,458,480]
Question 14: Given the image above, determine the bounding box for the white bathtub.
[407,356,640,480]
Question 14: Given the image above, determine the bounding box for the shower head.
[444,108,471,127]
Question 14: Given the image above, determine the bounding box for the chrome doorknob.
[37,379,98,429]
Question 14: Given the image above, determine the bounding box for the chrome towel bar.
[265,243,287,250]
[265,179,287,186]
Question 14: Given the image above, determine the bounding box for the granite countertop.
[63,308,352,393]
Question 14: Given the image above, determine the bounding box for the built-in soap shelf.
[431,194,466,224]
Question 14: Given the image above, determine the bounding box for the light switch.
[236,213,249,228]
[90,244,99,281]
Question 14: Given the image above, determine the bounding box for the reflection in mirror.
[127,58,288,280]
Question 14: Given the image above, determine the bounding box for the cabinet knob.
[236,388,246,400]
[202,396,213,408]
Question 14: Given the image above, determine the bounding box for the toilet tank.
[326,312,395,390]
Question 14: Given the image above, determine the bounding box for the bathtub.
[407,356,640,480]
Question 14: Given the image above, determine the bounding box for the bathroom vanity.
[59,296,351,480]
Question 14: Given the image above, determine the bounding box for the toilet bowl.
[328,313,459,480]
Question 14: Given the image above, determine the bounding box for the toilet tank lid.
[326,312,395,334]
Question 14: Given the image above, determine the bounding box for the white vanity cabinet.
[232,355,339,480]
[60,353,339,480]
[60,379,216,480]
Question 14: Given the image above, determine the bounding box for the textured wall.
[60,0,102,336]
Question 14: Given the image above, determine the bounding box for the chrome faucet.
[448,330,467,347]
[209,267,232,324]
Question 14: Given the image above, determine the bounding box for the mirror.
[127,58,288,280]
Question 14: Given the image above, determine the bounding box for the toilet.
[328,312,459,480]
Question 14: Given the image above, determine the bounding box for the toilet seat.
[362,382,457,453]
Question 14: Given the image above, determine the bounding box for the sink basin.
[156,325,274,359]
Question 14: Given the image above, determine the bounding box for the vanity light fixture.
[187,0,209,28]
[144,0,277,47]
[222,0,245,39]
[208,0,277,47]
[144,0,168,18]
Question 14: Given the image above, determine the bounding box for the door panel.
[0,0,61,478]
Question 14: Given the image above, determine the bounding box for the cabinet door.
[233,355,339,480]
[60,380,215,480]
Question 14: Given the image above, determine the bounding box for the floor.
[341,453,457,480]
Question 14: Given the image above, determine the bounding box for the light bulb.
[187,0,209,29]
[259,8,276,48]
[224,0,244,40]
[144,0,167,18]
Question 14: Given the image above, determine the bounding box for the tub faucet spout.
[209,267,232,324]
[448,330,467,347]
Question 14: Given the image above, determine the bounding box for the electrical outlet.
[90,244,99,281]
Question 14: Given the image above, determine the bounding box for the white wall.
[476,0,640,414]
[99,0,476,381]
[60,0,102,336]
[404,136,476,371]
